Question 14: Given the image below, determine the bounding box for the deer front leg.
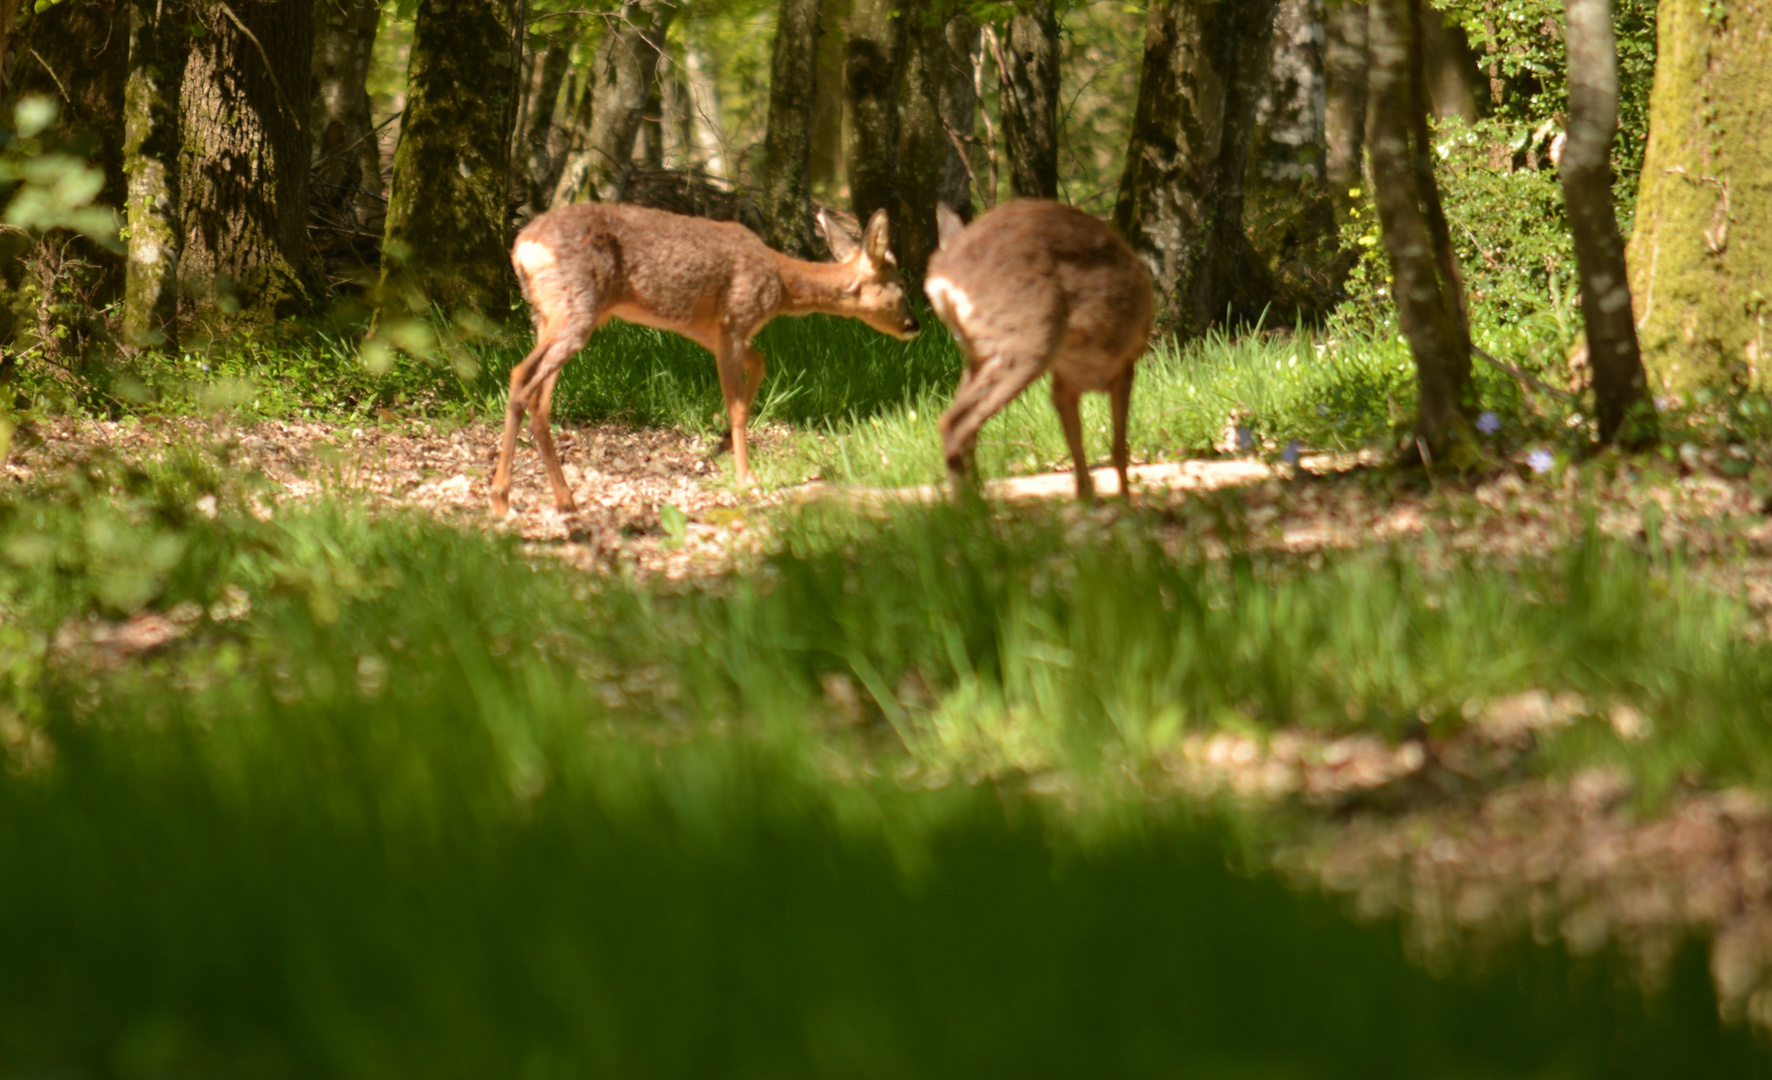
[1051,374,1095,502]
[715,339,758,488]
[529,369,577,513]
[1109,362,1134,499]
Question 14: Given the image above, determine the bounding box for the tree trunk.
[1247,0,1336,266]
[1560,0,1652,444]
[996,0,1058,198]
[514,27,573,221]
[310,0,382,230]
[382,0,521,314]
[843,0,905,230]
[1418,7,1482,122]
[1367,0,1474,460]
[1625,0,1771,392]
[895,6,978,281]
[760,0,822,256]
[550,0,678,205]
[809,0,848,198]
[1112,0,1286,336]
[178,0,315,323]
[122,0,186,350]
[1323,0,1367,221]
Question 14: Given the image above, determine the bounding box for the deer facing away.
[494,203,920,516]
[923,199,1155,500]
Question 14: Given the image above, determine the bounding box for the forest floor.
[17,410,1772,1032]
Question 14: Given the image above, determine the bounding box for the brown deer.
[923,199,1154,501]
[493,203,920,516]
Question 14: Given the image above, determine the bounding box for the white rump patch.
[513,239,558,275]
[923,275,974,332]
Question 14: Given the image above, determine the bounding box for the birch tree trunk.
[310,0,383,230]
[844,0,905,231]
[1625,0,1771,392]
[1247,0,1336,266]
[179,0,314,323]
[551,0,678,205]
[1367,0,1474,461]
[123,0,186,349]
[1112,0,1285,336]
[381,0,521,314]
[996,0,1058,198]
[1323,0,1367,222]
[760,0,822,256]
[895,5,977,281]
[1560,0,1652,445]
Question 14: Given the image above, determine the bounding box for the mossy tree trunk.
[310,0,383,231]
[996,0,1058,199]
[551,0,678,205]
[844,0,905,230]
[179,0,315,323]
[895,4,977,281]
[809,0,848,198]
[760,0,822,256]
[1625,0,1772,391]
[1367,0,1474,461]
[382,0,521,314]
[1561,0,1652,444]
[1323,0,1367,223]
[123,0,187,350]
[1113,0,1286,336]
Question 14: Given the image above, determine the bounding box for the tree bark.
[310,0,383,231]
[1247,0,1336,264]
[1323,0,1367,221]
[895,4,978,281]
[550,0,678,205]
[513,26,574,221]
[844,0,905,231]
[1112,0,1286,336]
[809,0,848,197]
[996,0,1057,198]
[178,0,314,324]
[760,0,822,256]
[1560,0,1652,444]
[1367,0,1474,460]
[1625,0,1771,392]
[122,0,186,350]
[1417,7,1482,122]
[382,0,521,314]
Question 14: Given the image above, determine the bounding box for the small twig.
[1470,343,1577,403]
[29,49,71,104]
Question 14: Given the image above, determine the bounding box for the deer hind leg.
[938,354,1049,496]
[491,318,592,516]
[1109,362,1135,499]
[1051,374,1094,502]
[529,369,576,513]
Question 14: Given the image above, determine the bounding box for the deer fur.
[494,203,919,515]
[924,199,1154,500]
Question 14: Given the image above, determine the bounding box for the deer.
[922,199,1155,501]
[493,203,921,517]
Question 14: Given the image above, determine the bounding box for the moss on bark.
[760,0,822,256]
[1625,0,1772,392]
[382,0,522,315]
[122,0,185,351]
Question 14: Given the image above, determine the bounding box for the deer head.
[819,208,921,341]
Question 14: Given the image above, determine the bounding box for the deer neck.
[772,254,863,319]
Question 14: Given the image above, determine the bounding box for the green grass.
[3,454,1772,1074]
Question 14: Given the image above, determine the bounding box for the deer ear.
[862,209,892,264]
[935,204,965,250]
[820,209,858,261]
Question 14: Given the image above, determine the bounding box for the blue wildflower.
[1281,439,1302,467]
[1476,411,1500,435]
[1526,448,1554,474]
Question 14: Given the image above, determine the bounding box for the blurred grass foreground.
[1,453,1771,1077]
